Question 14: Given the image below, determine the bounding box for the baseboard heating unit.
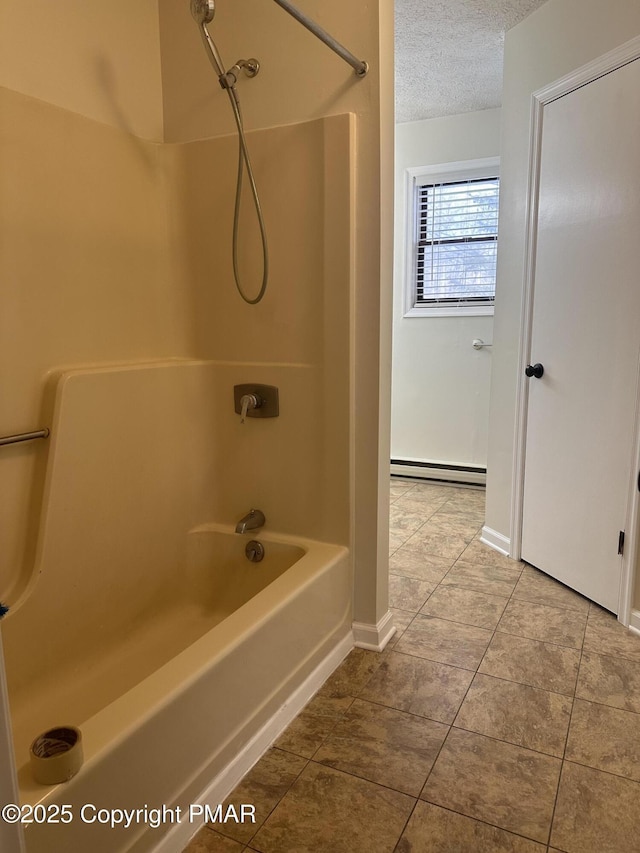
[390,459,486,487]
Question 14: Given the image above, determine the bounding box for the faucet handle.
[240,393,261,423]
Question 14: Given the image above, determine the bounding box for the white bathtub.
[14,525,351,853]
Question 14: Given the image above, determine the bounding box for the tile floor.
[184,479,640,853]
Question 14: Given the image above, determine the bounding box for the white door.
[521,58,640,614]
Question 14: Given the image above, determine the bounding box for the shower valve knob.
[234,384,279,422]
[240,394,261,423]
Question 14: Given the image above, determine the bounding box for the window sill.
[404,305,495,318]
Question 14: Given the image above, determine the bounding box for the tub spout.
[235,509,265,534]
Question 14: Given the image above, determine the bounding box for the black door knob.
[525,363,544,379]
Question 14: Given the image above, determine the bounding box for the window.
[405,159,500,317]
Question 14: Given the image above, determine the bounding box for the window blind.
[416,176,499,306]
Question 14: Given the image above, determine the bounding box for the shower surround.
[0,83,354,853]
[1,1,390,848]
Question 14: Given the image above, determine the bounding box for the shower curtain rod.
[271,0,368,77]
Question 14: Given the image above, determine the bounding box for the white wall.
[485,0,640,544]
[392,109,502,470]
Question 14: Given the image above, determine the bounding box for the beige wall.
[486,0,640,540]
[0,0,164,141]
[375,0,395,624]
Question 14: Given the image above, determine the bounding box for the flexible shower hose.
[226,87,269,305]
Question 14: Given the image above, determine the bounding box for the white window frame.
[404,157,500,318]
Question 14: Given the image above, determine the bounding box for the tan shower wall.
[0,0,164,141]
[0,86,191,601]
[166,120,325,364]
[163,113,353,543]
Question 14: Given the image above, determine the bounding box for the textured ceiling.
[395,0,548,123]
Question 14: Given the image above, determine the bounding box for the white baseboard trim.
[629,610,640,637]
[480,525,511,557]
[352,610,397,651]
[152,630,354,853]
[390,460,486,486]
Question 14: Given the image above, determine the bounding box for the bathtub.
[10,524,351,853]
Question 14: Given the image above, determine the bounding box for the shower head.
[191,0,215,25]
[191,0,227,78]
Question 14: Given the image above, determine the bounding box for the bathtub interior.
[8,526,308,774]
[185,525,306,616]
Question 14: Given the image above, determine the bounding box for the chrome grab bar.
[0,429,50,447]
[271,0,368,76]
